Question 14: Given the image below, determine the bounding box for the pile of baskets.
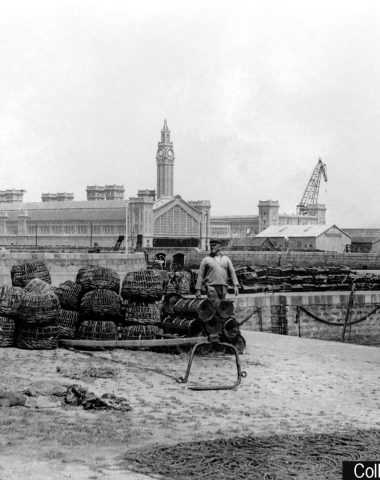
[120,270,163,340]
[7,260,60,349]
[76,265,122,341]
[234,264,380,293]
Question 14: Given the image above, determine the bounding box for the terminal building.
[0,121,330,251]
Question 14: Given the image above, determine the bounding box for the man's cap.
[209,238,222,246]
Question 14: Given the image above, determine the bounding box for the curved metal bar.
[176,339,247,391]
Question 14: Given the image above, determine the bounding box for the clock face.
[168,150,173,157]
[158,150,164,157]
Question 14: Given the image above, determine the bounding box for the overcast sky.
[1,0,379,227]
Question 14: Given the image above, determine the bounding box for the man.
[195,239,239,306]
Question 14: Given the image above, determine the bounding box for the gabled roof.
[153,195,201,217]
[256,224,351,239]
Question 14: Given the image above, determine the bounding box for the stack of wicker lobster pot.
[75,265,122,341]
[0,260,61,349]
[161,293,246,354]
[120,269,164,340]
[234,265,380,293]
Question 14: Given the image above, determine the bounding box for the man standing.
[195,239,239,306]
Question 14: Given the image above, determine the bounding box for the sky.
[1,0,380,227]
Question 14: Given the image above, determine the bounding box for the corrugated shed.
[256,224,350,239]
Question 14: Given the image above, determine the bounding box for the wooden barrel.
[173,298,216,322]
[162,317,203,337]
[223,317,240,340]
[204,315,223,335]
[232,334,246,354]
[163,293,182,314]
[216,299,234,319]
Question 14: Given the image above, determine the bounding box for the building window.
[77,225,88,235]
[64,225,75,234]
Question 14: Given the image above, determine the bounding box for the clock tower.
[156,119,175,198]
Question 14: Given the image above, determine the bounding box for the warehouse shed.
[256,224,351,252]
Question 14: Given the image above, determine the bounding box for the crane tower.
[296,158,328,215]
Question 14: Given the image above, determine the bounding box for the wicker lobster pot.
[121,270,164,301]
[55,280,82,311]
[78,265,120,294]
[16,323,59,350]
[124,302,159,324]
[0,285,25,319]
[162,316,203,337]
[165,271,192,295]
[11,260,51,288]
[75,265,96,284]
[57,310,79,339]
[18,291,61,326]
[121,324,159,340]
[80,290,122,321]
[24,278,55,294]
[0,316,16,347]
[77,320,118,341]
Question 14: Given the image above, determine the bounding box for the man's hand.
[234,286,239,297]
[195,289,202,300]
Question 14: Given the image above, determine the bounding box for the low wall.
[234,291,380,346]
[0,252,146,285]
[186,251,380,269]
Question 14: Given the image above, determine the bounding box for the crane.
[296,158,328,215]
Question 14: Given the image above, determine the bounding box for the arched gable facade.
[153,196,201,247]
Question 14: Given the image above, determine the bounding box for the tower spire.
[156,120,175,198]
[161,119,170,143]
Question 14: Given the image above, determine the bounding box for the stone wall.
[234,291,380,346]
[0,252,146,285]
[144,247,380,269]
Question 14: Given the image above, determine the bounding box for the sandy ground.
[0,331,379,480]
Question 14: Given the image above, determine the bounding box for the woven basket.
[121,270,163,301]
[78,265,120,294]
[11,260,51,288]
[57,309,79,339]
[80,289,122,321]
[55,280,82,311]
[77,320,118,341]
[0,316,16,347]
[18,291,61,326]
[121,324,158,340]
[124,302,159,323]
[16,323,59,350]
[0,285,25,319]
[165,271,192,295]
[75,265,96,284]
[24,278,55,294]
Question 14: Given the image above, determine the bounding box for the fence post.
[342,283,356,342]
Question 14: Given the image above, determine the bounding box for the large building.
[0,201,127,248]
[210,200,326,244]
